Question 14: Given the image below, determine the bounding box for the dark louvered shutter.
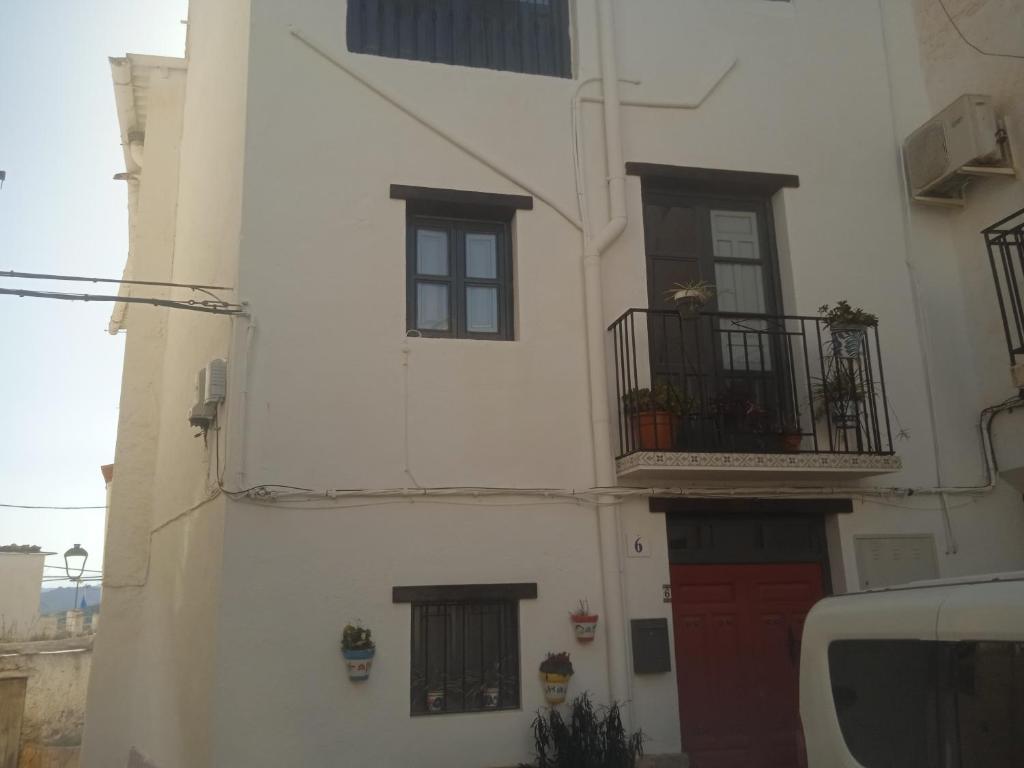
[347,0,572,78]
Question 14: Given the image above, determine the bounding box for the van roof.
[805,572,1024,642]
[859,570,1024,595]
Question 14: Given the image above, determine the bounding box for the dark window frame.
[347,0,573,79]
[406,213,515,341]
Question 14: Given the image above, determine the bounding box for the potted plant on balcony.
[340,623,375,681]
[779,419,804,452]
[813,367,870,428]
[819,300,878,360]
[622,381,690,451]
[710,385,772,451]
[569,599,599,643]
[540,652,574,705]
[665,280,716,317]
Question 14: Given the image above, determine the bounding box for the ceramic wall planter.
[482,687,500,709]
[571,614,599,642]
[541,673,571,705]
[426,689,445,713]
[342,648,375,681]
[830,325,867,359]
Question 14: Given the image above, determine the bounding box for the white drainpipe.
[585,0,631,714]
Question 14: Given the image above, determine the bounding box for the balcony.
[609,309,902,482]
[984,207,1024,372]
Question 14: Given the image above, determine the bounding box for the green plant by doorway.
[520,693,645,768]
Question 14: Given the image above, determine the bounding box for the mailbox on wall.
[630,618,671,674]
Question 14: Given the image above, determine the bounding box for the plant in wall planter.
[813,368,871,429]
[539,652,574,706]
[665,279,715,317]
[340,623,375,681]
[570,599,599,643]
[426,689,445,713]
[622,381,691,451]
[819,301,878,360]
[481,685,500,709]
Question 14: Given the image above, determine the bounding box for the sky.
[0,1,188,585]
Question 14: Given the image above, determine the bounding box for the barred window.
[346,0,572,78]
[393,582,535,716]
[410,600,520,715]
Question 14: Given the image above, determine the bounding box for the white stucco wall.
[0,553,45,640]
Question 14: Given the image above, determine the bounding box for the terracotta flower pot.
[541,672,571,705]
[342,647,375,681]
[780,433,803,452]
[630,411,675,451]
[571,614,599,642]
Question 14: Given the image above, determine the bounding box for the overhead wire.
[0,287,246,316]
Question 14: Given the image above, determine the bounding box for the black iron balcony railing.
[984,208,1024,365]
[609,309,895,459]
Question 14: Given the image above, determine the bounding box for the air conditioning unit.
[903,94,1013,205]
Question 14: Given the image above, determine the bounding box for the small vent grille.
[907,122,949,191]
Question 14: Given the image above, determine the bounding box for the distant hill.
[40,585,101,614]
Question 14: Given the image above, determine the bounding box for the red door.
[671,563,824,768]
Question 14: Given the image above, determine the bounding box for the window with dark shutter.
[347,0,573,78]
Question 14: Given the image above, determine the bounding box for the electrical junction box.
[188,367,216,429]
[205,358,227,404]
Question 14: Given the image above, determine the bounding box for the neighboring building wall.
[82,0,251,765]
[0,553,45,640]
[0,638,92,768]
[910,0,1024,484]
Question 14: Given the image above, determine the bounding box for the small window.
[828,639,1024,768]
[347,0,572,78]
[410,600,520,715]
[407,215,513,340]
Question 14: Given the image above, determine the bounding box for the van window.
[828,640,1024,768]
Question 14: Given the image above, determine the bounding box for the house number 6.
[627,534,650,558]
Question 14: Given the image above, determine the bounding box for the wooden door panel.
[672,563,824,768]
[0,677,27,768]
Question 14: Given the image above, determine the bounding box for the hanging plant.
[665,280,716,315]
[569,599,599,643]
[819,301,878,359]
[340,623,376,681]
[539,652,574,705]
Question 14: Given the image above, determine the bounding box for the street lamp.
[64,544,88,608]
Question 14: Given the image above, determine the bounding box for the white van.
[799,573,1024,768]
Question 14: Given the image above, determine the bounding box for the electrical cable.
[0,270,233,291]
[0,503,106,510]
[936,0,1024,60]
[0,287,246,316]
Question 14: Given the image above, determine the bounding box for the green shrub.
[521,693,644,768]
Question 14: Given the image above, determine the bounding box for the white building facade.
[83,1,1024,766]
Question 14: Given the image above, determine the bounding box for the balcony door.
[642,191,788,451]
